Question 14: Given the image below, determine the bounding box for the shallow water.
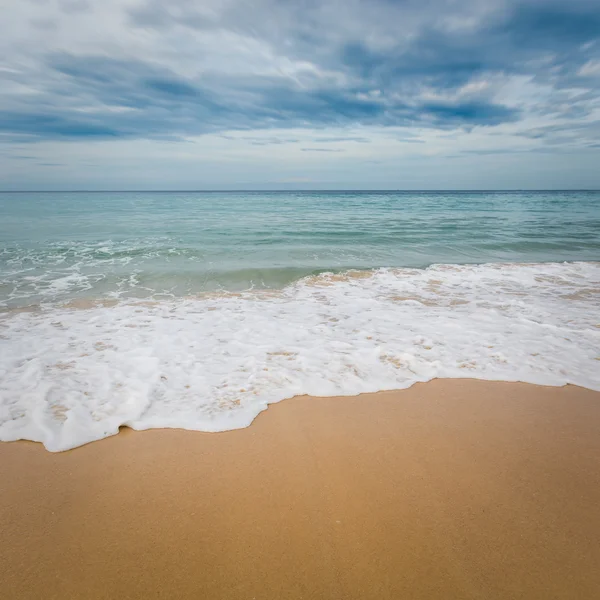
[1,190,599,308]
[1,191,599,450]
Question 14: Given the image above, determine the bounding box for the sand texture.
[2,379,600,599]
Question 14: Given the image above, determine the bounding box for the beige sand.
[1,379,600,599]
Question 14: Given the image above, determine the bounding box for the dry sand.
[1,379,600,599]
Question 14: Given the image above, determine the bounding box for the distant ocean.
[1,191,599,450]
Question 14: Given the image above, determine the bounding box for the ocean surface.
[1,190,599,450]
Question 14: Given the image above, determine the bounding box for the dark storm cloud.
[0,52,521,141]
[338,1,600,90]
[1,0,599,142]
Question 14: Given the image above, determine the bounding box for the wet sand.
[2,379,600,599]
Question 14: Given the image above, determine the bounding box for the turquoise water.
[1,190,599,308]
[2,190,600,450]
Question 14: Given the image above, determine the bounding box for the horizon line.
[1,189,599,193]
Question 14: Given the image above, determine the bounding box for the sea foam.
[1,262,599,451]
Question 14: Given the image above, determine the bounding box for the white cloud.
[0,0,599,188]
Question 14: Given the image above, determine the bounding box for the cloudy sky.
[1,0,600,190]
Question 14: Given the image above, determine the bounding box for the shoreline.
[2,258,600,312]
[2,259,600,452]
[2,379,600,599]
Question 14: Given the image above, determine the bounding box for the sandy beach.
[2,379,600,599]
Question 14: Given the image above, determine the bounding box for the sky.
[1,0,600,190]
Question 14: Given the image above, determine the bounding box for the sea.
[1,190,599,451]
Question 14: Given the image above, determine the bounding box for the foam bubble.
[1,262,599,451]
